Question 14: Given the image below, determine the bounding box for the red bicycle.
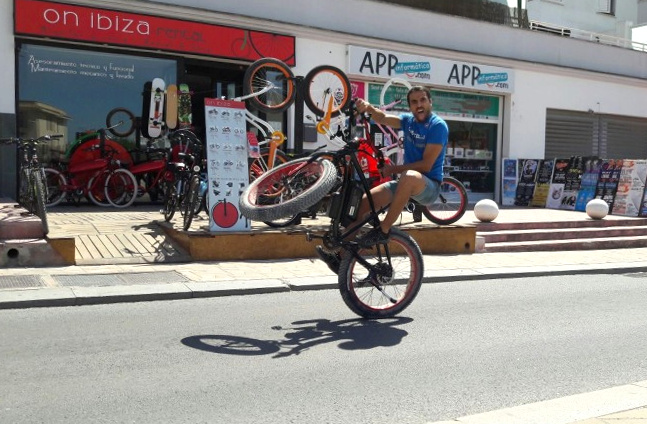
[45,129,138,208]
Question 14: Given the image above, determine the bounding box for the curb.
[2,263,647,310]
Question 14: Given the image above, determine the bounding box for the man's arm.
[355,99,401,128]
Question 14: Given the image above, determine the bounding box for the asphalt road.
[2,273,647,424]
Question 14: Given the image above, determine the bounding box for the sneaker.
[356,226,391,248]
[315,245,341,274]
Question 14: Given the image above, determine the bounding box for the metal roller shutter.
[545,109,647,159]
[545,109,597,159]
[605,116,647,159]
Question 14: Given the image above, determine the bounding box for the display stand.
[501,158,518,206]
[204,98,250,232]
[529,159,554,208]
[611,159,647,216]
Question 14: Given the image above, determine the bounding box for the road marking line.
[426,381,647,424]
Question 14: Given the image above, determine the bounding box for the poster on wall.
[595,159,623,209]
[501,158,518,206]
[611,159,647,217]
[204,98,250,232]
[545,158,570,209]
[529,159,554,208]
[558,156,584,210]
[574,157,602,211]
[514,159,539,206]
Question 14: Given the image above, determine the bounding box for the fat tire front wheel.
[239,157,337,223]
[338,228,423,319]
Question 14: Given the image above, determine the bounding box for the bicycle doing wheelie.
[239,101,424,319]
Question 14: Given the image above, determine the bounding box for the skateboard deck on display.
[165,84,178,130]
[147,78,166,138]
[178,83,192,130]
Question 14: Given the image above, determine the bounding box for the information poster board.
[611,159,647,217]
[545,158,570,209]
[514,159,539,206]
[530,159,554,208]
[501,158,518,206]
[574,157,601,211]
[559,156,584,210]
[204,98,250,232]
[595,159,623,209]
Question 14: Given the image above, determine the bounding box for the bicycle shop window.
[17,44,176,164]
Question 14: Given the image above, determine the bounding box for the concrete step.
[0,199,45,240]
[0,239,72,267]
[479,225,647,243]
[476,214,647,252]
[482,235,647,252]
[476,216,647,232]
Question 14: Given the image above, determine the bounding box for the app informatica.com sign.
[348,45,514,94]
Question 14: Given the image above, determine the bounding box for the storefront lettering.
[156,28,204,43]
[17,0,296,65]
[26,53,136,80]
[358,51,399,76]
[447,64,481,87]
[42,8,150,35]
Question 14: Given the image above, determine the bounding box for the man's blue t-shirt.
[399,112,448,182]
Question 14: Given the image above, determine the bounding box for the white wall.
[508,67,647,158]
[0,0,14,114]
[527,0,637,37]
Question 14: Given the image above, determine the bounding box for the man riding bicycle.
[316,86,449,273]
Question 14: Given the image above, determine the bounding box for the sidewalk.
[2,244,647,308]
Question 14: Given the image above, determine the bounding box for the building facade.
[1,0,647,204]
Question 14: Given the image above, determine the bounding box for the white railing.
[529,20,647,53]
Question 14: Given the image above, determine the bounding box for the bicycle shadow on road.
[181,317,413,358]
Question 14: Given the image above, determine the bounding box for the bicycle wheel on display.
[338,228,424,319]
[248,147,291,182]
[163,179,178,222]
[104,169,138,208]
[302,65,352,118]
[243,58,296,114]
[44,168,67,207]
[31,170,49,235]
[379,78,412,110]
[420,176,468,225]
[106,107,137,138]
[239,157,338,223]
[87,171,112,207]
[18,168,33,213]
[182,174,201,231]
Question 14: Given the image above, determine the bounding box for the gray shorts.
[382,177,441,206]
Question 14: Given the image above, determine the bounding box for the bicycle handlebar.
[0,134,63,145]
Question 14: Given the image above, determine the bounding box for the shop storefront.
[347,46,513,203]
[3,0,295,196]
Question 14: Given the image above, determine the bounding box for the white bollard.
[586,198,609,219]
[474,199,499,222]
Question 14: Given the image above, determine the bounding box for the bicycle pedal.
[305,231,323,241]
[412,208,423,222]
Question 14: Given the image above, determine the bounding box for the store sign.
[368,83,500,119]
[348,45,513,93]
[14,0,296,65]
